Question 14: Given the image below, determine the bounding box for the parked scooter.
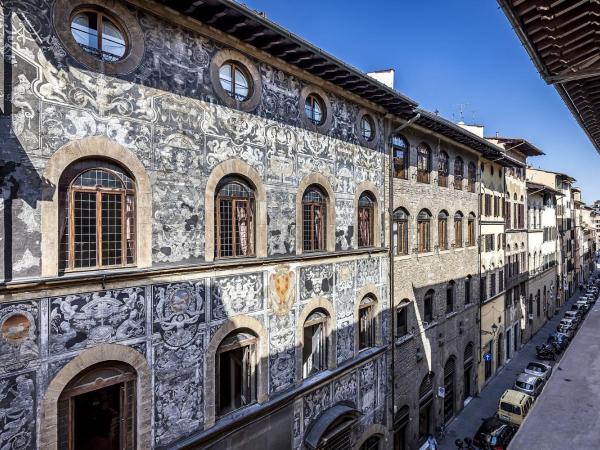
[536,344,556,361]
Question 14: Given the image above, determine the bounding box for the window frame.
[69,8,129,62]
[358,192,375,248]
[358,296,377,350]
[417,210,432,253]
[62,166,136,271]
[438,151,449,187]
[218,60,252,102]
[454,212,464,248]
[454,157,464,190]
[424,290,434,323]
[393,208,409,255]
[302,310,329,378]
[438,211,448,250]
[467,213,476,247]
[467,162,476,192]
[302,186,327,252]
[304,93,326,125]
[417,143,431,184]
[215,177,256,259]
[392,135,409,179]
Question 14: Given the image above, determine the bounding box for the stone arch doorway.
[57,361,136,450]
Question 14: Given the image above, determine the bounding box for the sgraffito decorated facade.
[0,0,392,448]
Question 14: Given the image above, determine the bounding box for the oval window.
[70,10,127,62]
[219,62,251,101]
[361,115,375,141]
[304,94,325,125]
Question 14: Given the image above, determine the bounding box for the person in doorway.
[426,434,439,449]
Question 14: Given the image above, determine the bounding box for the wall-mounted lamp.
[416,348,424,362]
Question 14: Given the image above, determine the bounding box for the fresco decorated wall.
[0,0,392,448]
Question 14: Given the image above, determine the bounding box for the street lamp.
[482,323,499,336]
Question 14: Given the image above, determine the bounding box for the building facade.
[0,1,407,449]
[389,123,481,449]
[524,182,558,339]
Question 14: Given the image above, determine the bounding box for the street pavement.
[438,289,587,450]
[510,285,600,449]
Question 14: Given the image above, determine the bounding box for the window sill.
[416,251,434,258]
[394,333,414,347]
[423,320,438,330]
[445,311,458,319]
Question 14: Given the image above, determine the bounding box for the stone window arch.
[417,209,432,253]
[438,210,449,250]
[393,208,410,255]
[417,143,431,183]
[438,150,449,187]
[355,285,381,353]
[205,160,267,262]
[354,182,381,248]
[41,137,152,277]
[296,297,337,380]
[58,160,136,272]
[296,173,335,254]
[454,211,464,248]
[454,156,464,190]
[41,343,151,449]
[205,315,268,427]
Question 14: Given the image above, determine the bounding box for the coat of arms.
[269,266,296,316]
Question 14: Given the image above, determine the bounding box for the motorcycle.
[536,344,556,361]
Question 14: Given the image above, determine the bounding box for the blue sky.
[243,0,600,201]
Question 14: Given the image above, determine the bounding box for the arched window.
[467,162,476,192]
[358,295,377,350]
[467,212,476,246]
[438,210,449,250]
[216,329,258,416]
[444,357,456,423]
[304,94,325,125]
[454,211,464,248]
[59,162,136,271]
[438,151,449,187]
[393,208,409,255]
[302,309,329,378]
[219,61,251,101]
[454,157,464,190]
[446,280,455,314]
[393,135,409,179]
[418,209,432,253]
[358,192,375,247]
[417,143,431,183]
[396,299,410,337]
[58,362,136,449]
[360,435,382,450]
[360,115,375,141]
[302,186,327,252]
[424,290,434,323]
[215,177,255,258]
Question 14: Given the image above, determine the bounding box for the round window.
[304,94,325,125]
[70,10,127,62]
[219,61,251,101]
[361,115,375,141]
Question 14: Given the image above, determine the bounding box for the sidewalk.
[438,290,585,450]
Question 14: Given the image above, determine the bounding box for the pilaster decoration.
[52,0,145,75]
[204,315,268,427]
[204,159,267,261]
[40,343,152,450]
[40,136,152,276]
[296,173,336,254]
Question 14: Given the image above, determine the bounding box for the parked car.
[473,417,517,450]
[556,325,575,339]
[497,389,534,426]
[559,317,578,329]
[514,373,545,398]
[573,302,589,314]
[547,332,569,351]
[564,310,581,323]
[524,361,553,381]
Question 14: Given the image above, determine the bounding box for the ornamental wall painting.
[0,371,36,450]
[48,287,146,355]
[153,280,206,347]
[211,273,264,321]
[0,301,39,374]
[299,264,333,301]
[268,265,296,316]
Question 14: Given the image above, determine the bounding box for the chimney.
[367,69,395,89]
[458,122,484,138]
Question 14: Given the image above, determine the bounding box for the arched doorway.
[57,361,136,450]
[443,357,456,423]
[418,373,434,444]
[393,405,410,450]
[496,333,503,370]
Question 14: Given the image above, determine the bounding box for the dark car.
[547,332,569,352]
[473,417,517,449]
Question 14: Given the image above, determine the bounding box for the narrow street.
[438,290,586,450]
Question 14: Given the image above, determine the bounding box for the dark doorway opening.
[73,383,121,450]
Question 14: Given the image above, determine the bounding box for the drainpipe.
[477,161,483,395]
[386,112,420,426]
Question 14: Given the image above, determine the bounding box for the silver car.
[514,373,545,398]
[524,361,552,381]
